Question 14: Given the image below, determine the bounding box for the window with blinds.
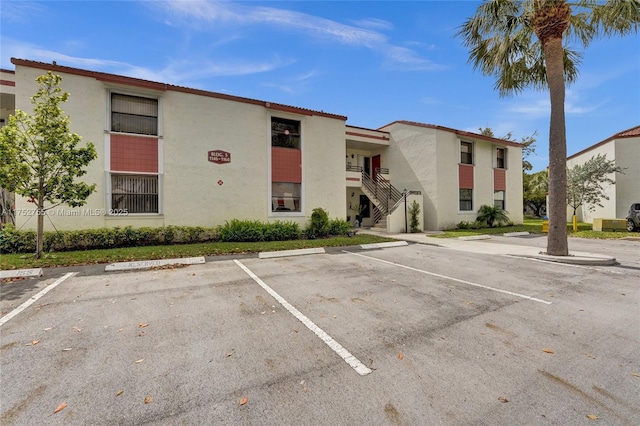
[111,93,158,135]
[496,147,506,169]
[460,141,473,165]
[111,174,158,214]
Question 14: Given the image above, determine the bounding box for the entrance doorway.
[372,155,381,181]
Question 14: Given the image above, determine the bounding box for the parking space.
[1,243,639,425]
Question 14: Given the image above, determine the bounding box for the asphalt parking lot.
[1,240,639,425]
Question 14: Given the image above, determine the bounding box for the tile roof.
[379,120,525,148]
[10,58,347,121]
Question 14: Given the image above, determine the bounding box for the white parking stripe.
[0,272,76,327]
[343,251,552,305]
[234,260,372,376]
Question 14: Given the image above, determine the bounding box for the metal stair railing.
[361,168,420,226]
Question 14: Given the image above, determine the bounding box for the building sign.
[208,150,231,164]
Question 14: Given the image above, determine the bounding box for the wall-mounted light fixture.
[351,154,354,159]
[351,192,355,197]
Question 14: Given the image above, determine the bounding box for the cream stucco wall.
[615,137,640,218]
[387,193,423,233]
[381,124,438,229]
[301,114,346,222]
[567,136,639,222]
[13,64,346,231]
[380,123,523,230]
[566,140,617,222]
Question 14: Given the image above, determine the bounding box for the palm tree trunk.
[544,36,569,256]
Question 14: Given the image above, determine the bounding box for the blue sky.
[2,0,639,172]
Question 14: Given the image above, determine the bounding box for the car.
[627,202,640,232]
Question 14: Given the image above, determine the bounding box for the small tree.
[567,154,623,218]
[307,207,330,237]
[523,170,548,217]
[0,72,97,258]
[408,200,421,233]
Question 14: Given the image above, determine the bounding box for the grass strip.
[0,234,395,270]
[428,218,638,239]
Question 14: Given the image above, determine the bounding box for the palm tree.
[476,204,512,227]
[457,0,639,255]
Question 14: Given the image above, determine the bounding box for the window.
[272,182,301,212]
[496,147,505,169]
[111,174,158,213]
[459,189,473,211]
[494,190,505,210]
[271,117,302,213]
[461,142,473,165]
[111,93,158,135]
[271,117,300,149]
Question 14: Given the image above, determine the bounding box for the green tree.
[408,200,421,233]
[0,72,97,258]
[567,154,623,216]
[458,0,640,256]
[523,170,548,217]
[476,204,512,227]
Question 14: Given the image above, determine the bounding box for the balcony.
[346,166,391,187]
[346,165,362,187]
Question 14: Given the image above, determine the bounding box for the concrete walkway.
[358,229,617,266]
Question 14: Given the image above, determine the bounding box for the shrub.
[262,221,301,241]
[0,225,36,253]
[326,218,352,236]
[0,224,219,254]
[218,219,301,242]
[218,219,265,242]
[307,207,330,237]
[408,200,421,233]
[456,221,472,229]
[476,205,512,228]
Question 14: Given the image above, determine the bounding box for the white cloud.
[349,18,394,31]
[3,37,293,83]
[506,89,603,118]
[1,39,126,70]
[157,0,445,71]
[0,1,45,23]
[262,69,322,95]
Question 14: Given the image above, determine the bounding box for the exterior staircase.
[360,169,405,229]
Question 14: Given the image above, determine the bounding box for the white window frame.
[494,189,506,211]
[106,89,163,138]
[459,188,474,212]
[495,147,506,169]
[268,113,305,217]
[104,88,163,216]
[460,141,474,165]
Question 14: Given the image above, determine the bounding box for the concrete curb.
[0,268,44,279]
[503,231,530,237]
[360,241,409,250]
[459,235,491,241]
[105,256,206,272]
[259,247,325,259]
[510,253,617,266]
